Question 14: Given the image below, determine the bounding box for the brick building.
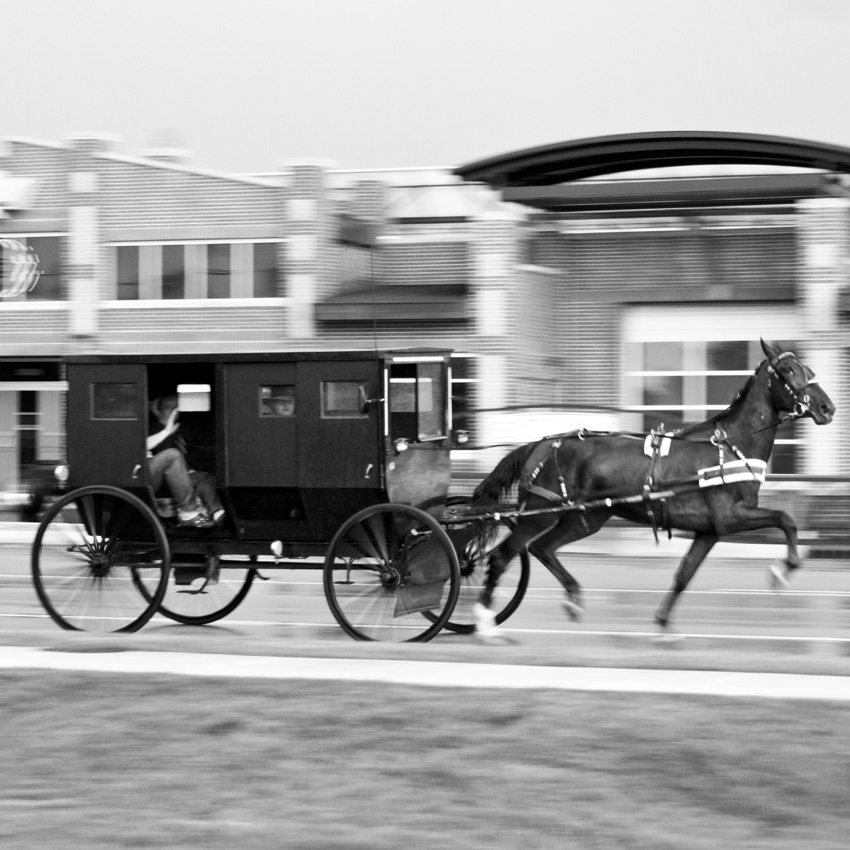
[1,131,849,525]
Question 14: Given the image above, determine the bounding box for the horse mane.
[676,366,760,438]
[472,442,534,505]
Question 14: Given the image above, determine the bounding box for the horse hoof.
[651,630,685,645]
[561,598,584,623]
[768,563,790,592]
[651,616,684,644]
[472,603,514,644]
[473,631,516,646]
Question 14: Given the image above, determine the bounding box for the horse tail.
[469,443,535,551]
[472,443,535,506]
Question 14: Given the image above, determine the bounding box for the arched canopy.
[454,131,850,188]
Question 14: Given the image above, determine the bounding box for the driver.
[146,394,225,528]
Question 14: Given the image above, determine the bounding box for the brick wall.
[529,222,798,410]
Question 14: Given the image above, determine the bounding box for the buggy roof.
[64,348,453,366]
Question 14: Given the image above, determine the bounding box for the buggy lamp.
[270,540,283,558]
[454,430,469,445]
[393,438,410,453]
[54,465,70,484]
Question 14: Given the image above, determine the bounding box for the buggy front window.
[388,361,447,442]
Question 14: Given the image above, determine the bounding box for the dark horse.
[471,340,835,636]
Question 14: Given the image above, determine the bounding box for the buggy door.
[66,363,147,488]
[297,359,382,490]
[223,361,298,486]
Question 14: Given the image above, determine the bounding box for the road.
[3,530,849,657]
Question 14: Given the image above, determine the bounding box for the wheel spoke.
[324,505,459,642]
[33,487,170,632]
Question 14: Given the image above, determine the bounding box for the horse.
[470,339,836,638]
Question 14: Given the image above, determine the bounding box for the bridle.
[757,350,819,432]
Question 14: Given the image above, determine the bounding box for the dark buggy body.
[32,349,529,642]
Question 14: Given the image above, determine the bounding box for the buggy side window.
[261,385,295,417]
[92,383,138,420]
[321,381,368,419]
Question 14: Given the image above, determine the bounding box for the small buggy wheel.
[31,486,170,633]
[134,558,256,626]
[323,504,460,642]
[435,496,530,634]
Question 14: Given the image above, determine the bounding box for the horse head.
[760,339,835,426]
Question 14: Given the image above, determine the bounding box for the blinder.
[766,351,818,420]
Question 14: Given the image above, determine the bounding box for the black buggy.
[30,350,530,642]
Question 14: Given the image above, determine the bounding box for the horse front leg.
[723,504,800,591]
[654,533,717,631]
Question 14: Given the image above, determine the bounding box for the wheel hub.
[379,566,403,588]
[89,552,113,578]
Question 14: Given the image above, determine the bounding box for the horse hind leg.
[528,511,611,623]
[474,517,557,642]
[472,535,523,642]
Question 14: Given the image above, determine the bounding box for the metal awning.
[455,132,850,188]
[316,284,467,323]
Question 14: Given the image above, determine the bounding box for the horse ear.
[760,338,781,361]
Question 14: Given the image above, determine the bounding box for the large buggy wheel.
[436,496,530,634]
[135,557,257,626]
[323,504,460,642]
[31,485,170,633]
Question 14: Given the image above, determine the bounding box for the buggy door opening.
[387,358,449,445]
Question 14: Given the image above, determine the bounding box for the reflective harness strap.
[711,425,762,482]
[643,428,672,542]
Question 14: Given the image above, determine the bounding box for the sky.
[3,0,850,175]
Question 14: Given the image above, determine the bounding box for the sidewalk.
[2,645,849,700]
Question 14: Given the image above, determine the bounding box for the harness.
[515,350,816,541]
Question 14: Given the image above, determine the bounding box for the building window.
[208,243,230,299]
[1,236,62,301]
[162,244,185,299]
[116,246,139,300]
[25,237,62,301]
[253,242,278,297]
[626,338,800,473]
[111,242,280,300]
